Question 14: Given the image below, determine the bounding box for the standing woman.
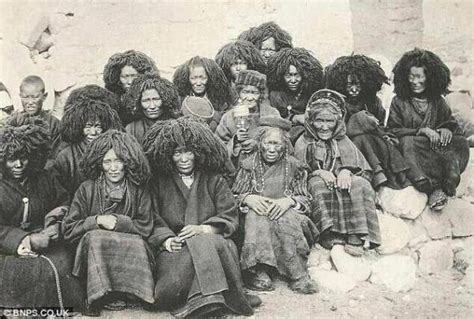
[238,21,293,64]
[173,56,231,131]
[267,47,324,144]
[295,89,381,256]
[143,117,260,318]
[52,91,122,200]
[124,73,181,143]
[325,54,410,190]
[215,40,266,104]
[63,130,155,314]
[388,48,470,210]
[103,50,159,124]
[0,118,84,311]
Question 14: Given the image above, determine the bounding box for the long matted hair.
[238,21,293,51]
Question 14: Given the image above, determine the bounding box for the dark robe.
[232,155,318,280]
[149,171,253,318]
[216,102,280,168]
[0,171,84,310]
[269,90,311,144]
[346,101,411,189]
[295,135,381,247]
[125,115,174,144]
[62,178,155,305]
[387,96,470,196]
[51,142,87,202]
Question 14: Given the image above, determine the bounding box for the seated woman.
[103,50,159,124]
[238,21,293,64]
[325,54,410,190]
[52,91,122,200]
[388,48,470,210]
[143,117,260,318]
[267,47,324,144]
[215,40,266,104]
[232,116,318,294]
[295,89,381,256]
[0,118,84,311]
[216,70,280,168]
[62,130,155,314]
[173,56,231,131]
[124,72,181,143]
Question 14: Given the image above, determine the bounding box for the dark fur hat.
[393,48,451,99]
[103,50,158,96]
[215,40,266,82]
[123,72,180,120]
[173,56,231,111]
[80,130,150,185]
[266,47,323,96]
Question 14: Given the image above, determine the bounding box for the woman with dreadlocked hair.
[52,93,122,201]
[103,50,159,124]
[173,56,231,132]
[387,48,470,210]
[295,89,381,257]
[63,130,155,314]
[238,21,293,64]
[0,117,84,310]
[232,116,318,294]
[123,73,180,144]
[143,117,261,318]
[215,40,266,104]
[267,47,324,144]
[325,54,410,190]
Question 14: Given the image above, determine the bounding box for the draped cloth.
[347,110,411,189]
[387,96,470,195]
[63,178,155,305]
[149,171,253,318]
[0,172,84,310]
[295,135,381,247]
[232,154,318,280]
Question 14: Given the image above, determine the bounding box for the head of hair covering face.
[304,89,347,141]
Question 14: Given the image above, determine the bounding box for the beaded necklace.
[251,152,293,197]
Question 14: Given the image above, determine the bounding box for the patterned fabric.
[232,154,318,280]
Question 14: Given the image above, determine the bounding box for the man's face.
[230,58,248,81]
[346,74,361,100]
[6,157,29,180]
[120,65,139,91]
[284,65,302,92]
[141,88,163,120]
[20,83,47,116]
[260,129,285,164]
[189,66,208,96]
[239,85,261,109]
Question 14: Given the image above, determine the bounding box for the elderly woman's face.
[284,65,302,93]
[189,66,208,96]
[346,74,361,99]
[260,129,285,164]
[172,147,195,176]
[141,89,163,120]
[120,65,139,91]
[408,66,426,94]
[83,120,103,144]
[239,85,261,109]
[102,148,125,185]
[260,37,277,63]
[312,110,337,141]
[6,157,29,180]
[230,58,248,81]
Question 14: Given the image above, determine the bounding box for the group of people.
[0,21,470,318]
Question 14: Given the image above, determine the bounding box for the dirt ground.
[92,268,473,319]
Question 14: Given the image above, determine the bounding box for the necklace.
[251,152,293,197]
[315,141,338,173]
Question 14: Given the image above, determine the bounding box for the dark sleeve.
[51,150,74,200]
[113,185,154,238]
[269,91,288,118]
[290,164,313,213]
[387,97,419,137]
[62,183,99,244]
[0,221,29,255]
[435,98,462,133]
[147,184,176,249]
[203,175,239,238]
[371,97,387,124]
